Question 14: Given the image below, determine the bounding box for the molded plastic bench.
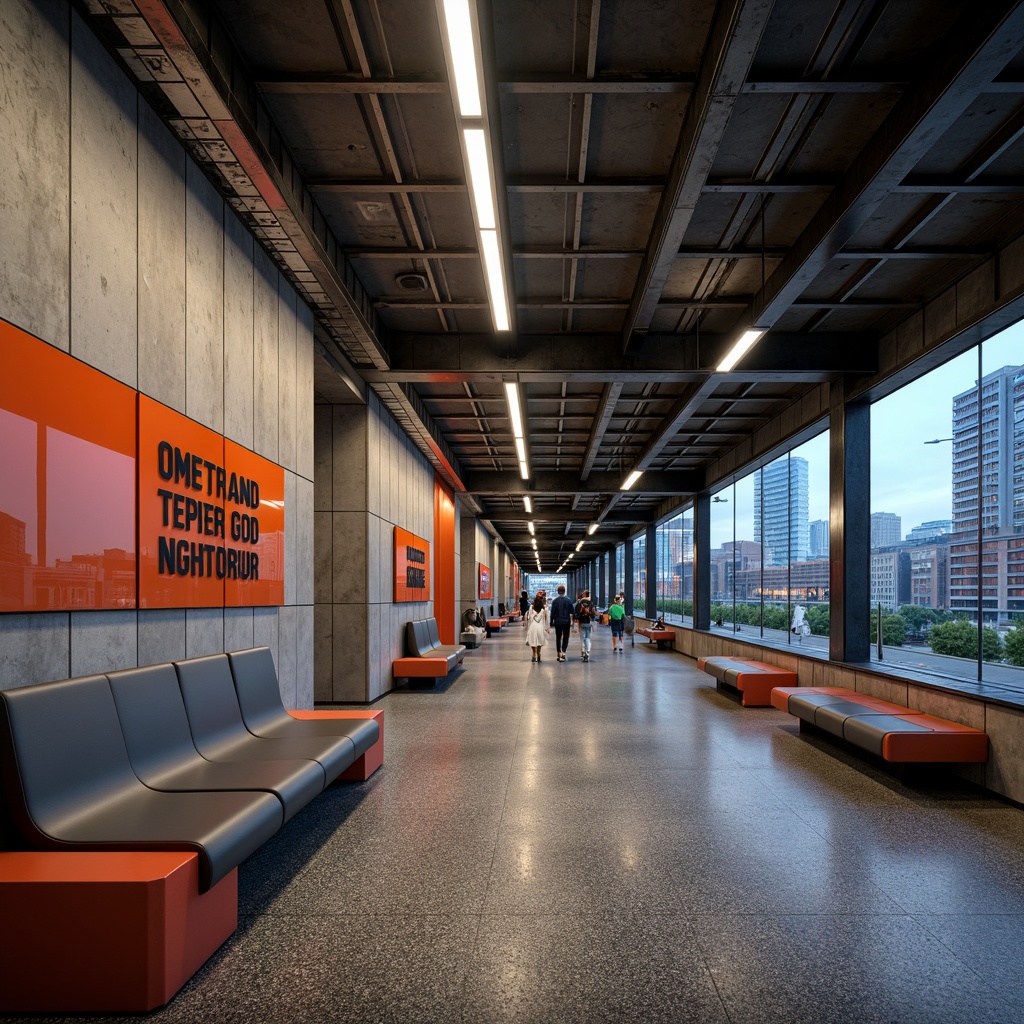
[0,675,283,893]
[698,655,797,707]
[396,618,466,685]
[636,627,676,648]
[770,686,989,763]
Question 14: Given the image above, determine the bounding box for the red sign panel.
[478,563,491,599]
[0,321,136,611]
[394,526,430,602]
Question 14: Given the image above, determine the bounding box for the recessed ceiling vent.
[396,272,429,291]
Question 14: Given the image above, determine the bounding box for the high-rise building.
[870,512,902,548]
[906,520,952,544]
[949,363,1024,625]
[808,519,829,558]
[754,456,808,566]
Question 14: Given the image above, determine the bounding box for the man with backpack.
[549,585,575,662]
[574,589,595,661]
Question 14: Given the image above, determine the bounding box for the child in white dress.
[525,593,550,662]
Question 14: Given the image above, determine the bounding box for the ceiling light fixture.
[717,328,765,373]
[523,495,532,514]
[439,0,481,117]
[528,521,535,535]
[504,380,530,480]
[575,540,584,552]
[436,0,511,333]
[621,469,643,490]
[587,522,598,535]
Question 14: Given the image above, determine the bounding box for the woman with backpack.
[574,589,595,661]
[608,595,626,652]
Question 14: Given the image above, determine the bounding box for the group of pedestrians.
[523,586,626,663]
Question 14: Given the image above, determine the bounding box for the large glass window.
[708,429,829,645]
[632,533,646,610]
[870,324,1024,690]
[655,508,693,624]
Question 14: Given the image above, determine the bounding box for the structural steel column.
[693,494,711,631]
[829,383,870,662]
[624,539,634,614]
[646,522,658,619]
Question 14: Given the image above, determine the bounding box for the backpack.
[576,600,593,624]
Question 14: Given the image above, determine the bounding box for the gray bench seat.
[108,663,325,822]
[0,675,282,892]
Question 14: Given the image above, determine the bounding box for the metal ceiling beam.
[580,382,624,481]
[463,470,703,496]
[744,4,1024,334]
[622,0,775,350]
[257,74,447,93]
[362,331,875,382]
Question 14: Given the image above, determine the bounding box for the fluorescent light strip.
[528,521,535,535]
[621,469,643,490]
[575,541,584,552]
[480,230,510,331]
[717,328,765,372]
[587,522,598,535]
[518,460,529,480]
[523,496,532,513]
[504,382,524,437]
[441,0,481,117]
[464,130,495,229]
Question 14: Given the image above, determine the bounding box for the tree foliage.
[929,620,1003,661]
[1004,626,1024,667]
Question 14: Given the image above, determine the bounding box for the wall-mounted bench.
[698,655,797,707]
[770,686,989,764]
[636,627,676,649]
[394,618,466,686]
[0,647,382,1013]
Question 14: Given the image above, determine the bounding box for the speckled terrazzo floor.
[17,627,1024,1024]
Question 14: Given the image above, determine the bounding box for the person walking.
[549,585,575,662]
[608,594,626,652]
[525,592,550,662]
[574,589,596,661]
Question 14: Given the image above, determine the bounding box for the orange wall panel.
[0,321,136,612]
[433,479,455,643]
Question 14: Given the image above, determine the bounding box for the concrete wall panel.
[0,613,70,689]
[253,607,280,674]
[185,608,224,658]
[278,280,297,473]
[253,247,279,461]
[314,405,333,510]
[223,210,255,445]
[314,603,333,702]
[224,607,255,654]
[333,405,367,511]
[333,512,368,603]
[284,470,298,607]
[70,610,137,677]
[0,0,70,348]
[138,609,187,667]
[296,303,315,480]
[277,604,298,711]
[184,163,224,432]
[295,604,314,710]
[332,604,367,702]
[138,103,186,412]
[70,14,137,385]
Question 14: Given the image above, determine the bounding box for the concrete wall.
[0,1,313,706]
[460,517,495,617]
[314,392,435,702]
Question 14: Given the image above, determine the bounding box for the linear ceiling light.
[464,130,495,229]
[505,381,529,480]
[480,230,510,331]
[621,469,643,490]
[575,540,584,552]
[587,522,598,535]
[717,328,765,373]
[439,0,481,116]
[523,495,532,514]
[528,521,535,535]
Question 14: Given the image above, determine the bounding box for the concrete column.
[830,383,870,662]
[693,494,711,630]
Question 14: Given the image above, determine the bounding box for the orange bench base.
[771,686,989,764]
[290,708,384,780]
[393,657,449,678]
[698,656,797,706]
[637,628,675,648]
[0,851,236,1013]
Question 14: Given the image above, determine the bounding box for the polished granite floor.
[25,627,1024,1023]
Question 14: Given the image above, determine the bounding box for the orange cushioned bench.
[770,686,989,763]
[636,627,675,649]
[698,656,796,706]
